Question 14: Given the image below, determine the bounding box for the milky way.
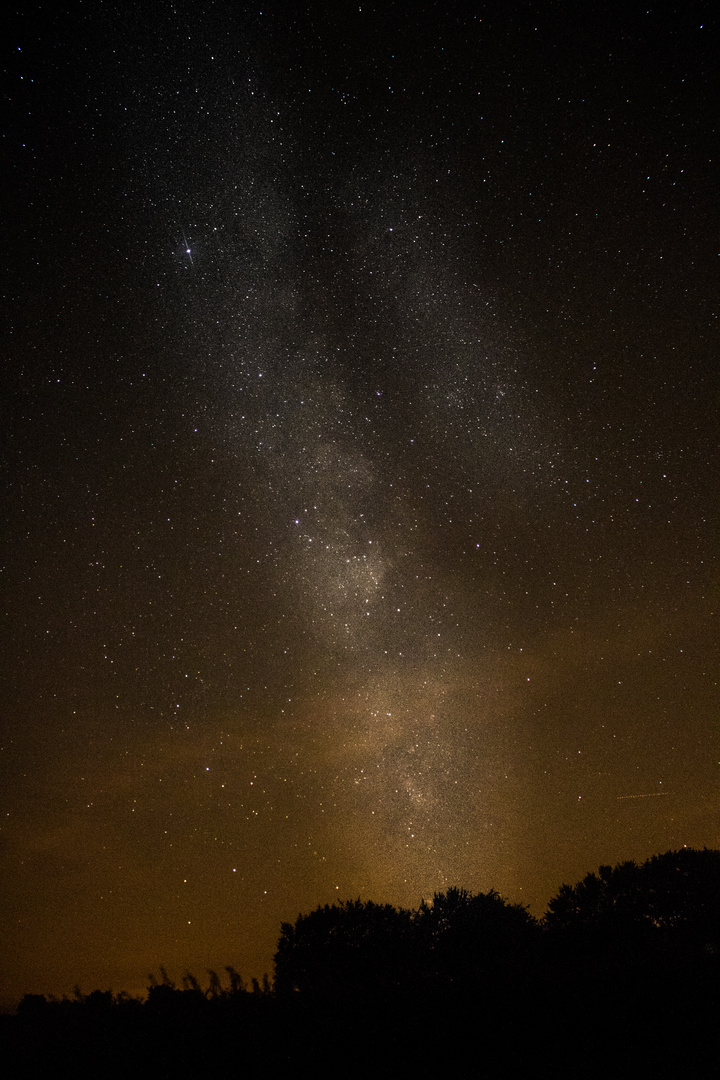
[2,1,716,1003]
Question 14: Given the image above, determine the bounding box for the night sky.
[2,0,717,1005]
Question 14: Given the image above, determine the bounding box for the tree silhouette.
[273,889,541,998]
[541,849,720,1078]
[414,886,540,991]
[274,898,414,995]
[545,847,720,957]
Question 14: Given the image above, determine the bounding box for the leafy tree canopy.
[274,888,539,995]
[274,898,414,994]
[545,847,720,950]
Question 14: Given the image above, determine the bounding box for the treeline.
[3,848,719,1078]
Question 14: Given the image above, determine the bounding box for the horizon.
[3,844,714,1010]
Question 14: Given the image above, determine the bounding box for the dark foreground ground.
[3,964,718,1080]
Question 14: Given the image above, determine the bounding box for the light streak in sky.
[616,792,669,800]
